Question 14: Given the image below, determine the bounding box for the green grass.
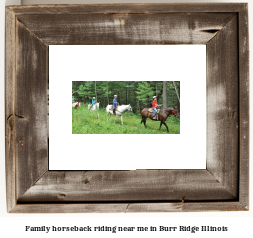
[72,104,180,134]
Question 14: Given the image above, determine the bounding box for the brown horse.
[141,107,178,133]
[174,108,180,118]
[73,101,81,109]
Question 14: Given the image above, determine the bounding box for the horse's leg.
[163,121,169,133]
[114,115,118,123]
[140,117,143,124]
[144,119,147,128]
[109,113,111,121]
[121,115,123,125]
[107,112,108,121]
[159,121,163,130]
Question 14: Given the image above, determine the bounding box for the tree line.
[72,81,180,114]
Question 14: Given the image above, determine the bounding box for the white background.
[0,0,252,237]
[49,45,206,170]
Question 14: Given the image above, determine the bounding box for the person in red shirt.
[152,96,159,119]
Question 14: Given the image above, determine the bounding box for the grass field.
[72,104,180,134]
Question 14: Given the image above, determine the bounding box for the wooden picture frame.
[5,3,249,213]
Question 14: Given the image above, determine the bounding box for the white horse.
[106,104,132,125]
[88,102,100,111]
[88,102,100,119]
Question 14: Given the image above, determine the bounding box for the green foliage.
[166,81,180,110]
[136,81,154,105]
[72,81,180,113]
[72,104,180,134]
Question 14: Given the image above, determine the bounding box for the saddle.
[109,103,119,111]
[148,108,160,114]
[148,108,160,120]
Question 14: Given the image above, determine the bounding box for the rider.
[113,95,118,115]
[152,96,158,119]
[90,97,96,110]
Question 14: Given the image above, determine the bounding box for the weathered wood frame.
[5,4,249,213]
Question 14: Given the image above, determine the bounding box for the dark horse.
[141,107,178,133]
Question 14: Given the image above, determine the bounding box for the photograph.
[3,1,250,220]
[49,45,205,170]
[72,81,180,134]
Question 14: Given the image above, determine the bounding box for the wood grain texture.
[125,202,247,212]
[5,3,249,213]
[238,4,249,209]
[206,16,239,198]
[10,202,247,213]
[15,20,48,200]
[16,13,236,45]
[5,7,17,212]
[18,170,236,202]
[7,3,246,15]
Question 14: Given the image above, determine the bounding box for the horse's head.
[164,107,178,117]
[128,104,132,112]
[172,108,180,118]
[175,110,180,118]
